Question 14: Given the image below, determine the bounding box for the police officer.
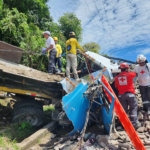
[53,37,62,72]
[115,63,141,129]
[42,31,60,74]
[66,32,84,80]
[133,54,150,114]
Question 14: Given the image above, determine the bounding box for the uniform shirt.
[55,44,62,58]
[66,38,83,55]
[46,37,55,55]
[133,63,150,86]
[115,72,136,95]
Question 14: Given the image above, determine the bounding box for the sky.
[47,0,150,62]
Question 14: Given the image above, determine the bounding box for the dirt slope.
[0,64,64,82]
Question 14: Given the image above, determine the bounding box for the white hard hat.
[43,31,50,36]
[136,54,146,63]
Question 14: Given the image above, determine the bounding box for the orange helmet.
[119,63,129,69]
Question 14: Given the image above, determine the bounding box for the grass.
[0,100,55,150]
[0,134,20,150]
[38,139,41,144]
[43,105,55,112]
[0,122,37,150]
[43,105,55,125]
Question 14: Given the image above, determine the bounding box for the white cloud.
[48,0,150,54]
[137,48,150,55]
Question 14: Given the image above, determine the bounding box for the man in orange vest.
[115,63,141,129]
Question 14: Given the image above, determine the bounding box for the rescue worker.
[66,32,85,80]
[53,37,62,72]
[115,63,141,129]
[133,54,150,114]
[42,31,60,74]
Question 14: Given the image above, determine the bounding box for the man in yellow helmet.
[66,32,85,79]
[53,37,62,72]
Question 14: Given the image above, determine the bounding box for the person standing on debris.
[115,63,141,129]
[42,31,60,74]
[133,54,150,114]
[53,37,62,72]
[66,32,85,80]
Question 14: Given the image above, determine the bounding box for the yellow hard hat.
[53,37,58,41]
[69,32,76,37]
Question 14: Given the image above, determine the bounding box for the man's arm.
[129,72,137,78]
[76,40,84,52]
[59,45,62,54]
[46,45,54,51]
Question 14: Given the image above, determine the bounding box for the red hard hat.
[119,63,129,69]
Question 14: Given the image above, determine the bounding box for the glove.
[59,54,61,57]
[41,48,46,51]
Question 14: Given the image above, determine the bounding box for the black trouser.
[118,92,138,126]
[48,49,59,73]
[55,57,62,71]
[139,86,150,110]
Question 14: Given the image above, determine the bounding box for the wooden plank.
[0,41,23,63]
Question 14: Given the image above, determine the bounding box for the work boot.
[146,108,150,115]
[134,122,141,130]
[56,70,61,75]
[76,78,82,83]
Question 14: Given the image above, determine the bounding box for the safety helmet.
[119,63,129,69]
[69,32,76,37]
[43,31,50,36]
[53,37,58,41]
[136,54,146,64]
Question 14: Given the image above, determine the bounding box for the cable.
[93,0,114,50]
[101,0,116,53]
[83,0,111,51]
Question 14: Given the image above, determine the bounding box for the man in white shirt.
[42,31,60,74]
[133,54,150,114]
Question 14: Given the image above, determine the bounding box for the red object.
[119,63,129,69]
[115,72,136,95]
[84,54,94,81]
[140,70,145,74]
[31,94,36,96]
[101,75,146,150]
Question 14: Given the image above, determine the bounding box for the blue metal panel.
[62,82,89,135]
[98,80,115,134]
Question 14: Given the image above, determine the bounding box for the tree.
[0,8,29,46]
[83,42,101,54]
[3,0,52,30]
[0,0,3,18]
[58,12,83,41]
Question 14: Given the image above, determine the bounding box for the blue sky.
[47,0,150,62]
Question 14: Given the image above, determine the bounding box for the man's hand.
[77,70,81,73]
[59,54,61,57]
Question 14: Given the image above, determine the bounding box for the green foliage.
[3,0,52,30]
[83,42,101,54]
[18,122,32,130]
[101,52,109,56]
[58,12,83,41]
[0,8,29,46]
[0,123,35,149]
[43,105,55,112]
[38,139,41,143]
[0,0,3,18]
[61,57,67,72]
